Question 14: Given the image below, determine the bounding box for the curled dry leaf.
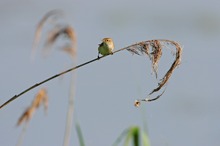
[44,25,77,58]
[126,39,182,105]
[17,88,48,126]
[149,41,182,95]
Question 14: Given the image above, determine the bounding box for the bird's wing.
[99,42,104,47]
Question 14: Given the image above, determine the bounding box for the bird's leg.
[97,52,100,59]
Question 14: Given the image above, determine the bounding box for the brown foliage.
[126,39,182,105]
[32,9,76,58]
[17,88,48,126]
[45,25,76,58]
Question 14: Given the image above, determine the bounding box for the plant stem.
[0,39,182,109]
[0,48,126,109]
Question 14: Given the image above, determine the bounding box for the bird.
[97,38,114,58]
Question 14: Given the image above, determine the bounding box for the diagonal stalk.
[0,47,126,109]
[0,39,182,109]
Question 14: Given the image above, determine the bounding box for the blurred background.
[0,0,220,146]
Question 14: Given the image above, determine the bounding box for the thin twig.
[63,71,75,146]
[63,48,77,146]
[0,50,119,109]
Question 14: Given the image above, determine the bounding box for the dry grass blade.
[62,26,77,57]
[149,41,182,95]
[150,40,162,78]
[126,39,182,105]
[32,9,63,58]
[17,106,35,126]
[127,40,162,78]
[17,88,48,126]
[62,44,76,58]
[44,26,61,49]
[63,25,76,43]
[44,25,77,58]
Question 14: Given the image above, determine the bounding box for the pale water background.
[0,0,220,146]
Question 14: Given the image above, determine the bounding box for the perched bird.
[97,38,114,58]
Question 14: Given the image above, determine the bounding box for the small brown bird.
[97,38,114,58]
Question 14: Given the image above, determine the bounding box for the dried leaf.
[126,39,182,104]
[149,41,182,95]
[57,26,77,58]
[150,40,162,78]
[44,25,62,50]
[62,26,76,44]
[61,44,76,58]
[31,9,77,59]
[17,107,35,126]
[33,88,48,108]
[44,25,76,57]
[17,88,48,126]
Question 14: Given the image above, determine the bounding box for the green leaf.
[132,127,139,146]
[124,127,140,146]
[75,122,85,146]
[113,128,130,146]
[142,131,151,146]
[113,126,150,146]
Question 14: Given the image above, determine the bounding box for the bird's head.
[102,38,114,48]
